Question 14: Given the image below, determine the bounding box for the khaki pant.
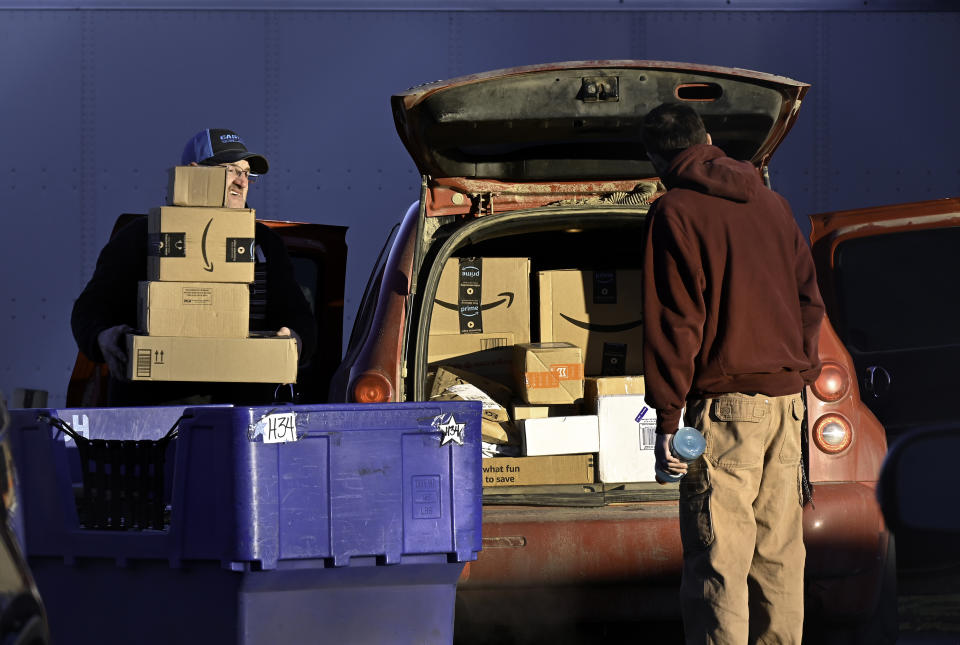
[679,392,806,645]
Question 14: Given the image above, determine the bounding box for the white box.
[521,414,599,456]
[597,394,659,483]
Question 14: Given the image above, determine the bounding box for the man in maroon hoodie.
[641,103,824,644]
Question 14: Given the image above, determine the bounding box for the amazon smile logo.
[435,292,515,311]
[201,218,214,272]
[558,313,643,333]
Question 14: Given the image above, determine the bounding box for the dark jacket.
[642,144,824,435]
[71,216,317,406]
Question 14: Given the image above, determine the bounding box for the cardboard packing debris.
[429,366,515,444]
[521,414,600,456]
[482,454,595,487]
[538,269,644,376]
[596,394,659,483]
[147,207,256,283]
[514,342,584,405]
[511,402,580,421]
[583,375,646,411]
[430,257,530,342]
[138,281,249,338]
[427,331,515,388]
[166,166,230,207]
[126,334,297,383]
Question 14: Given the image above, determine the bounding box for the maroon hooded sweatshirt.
[642,144,824,435]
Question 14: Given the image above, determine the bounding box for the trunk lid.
[392,60,808,183]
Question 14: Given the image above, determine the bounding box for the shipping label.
[458,257,483,333]
[148,232,186,257]
[433,413,466,447]
[249,411,298,443]
[524,363,584,388]
[135,348,153,378]
[593,270,617,304]
[180,287,213,306]
[601,342,628,376]
[635,405,657,450]
[64,413,90,445]
[226,237,255,263]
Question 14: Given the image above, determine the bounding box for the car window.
[833,227,960,352]
[345,223,400,352]
[290,256,318,315]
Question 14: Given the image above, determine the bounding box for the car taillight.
[811,361,849,402]
[352,372,392,403]
[812,413,853,454]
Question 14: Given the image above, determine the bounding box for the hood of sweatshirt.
[663,144,761,203]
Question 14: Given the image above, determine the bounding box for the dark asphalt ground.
[897,563,960,645]
[455,561,960,644]
[456,589,960,644]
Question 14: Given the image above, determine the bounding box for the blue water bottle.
[655,426,706,484]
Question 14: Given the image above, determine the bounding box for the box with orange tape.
[513,342,584,404]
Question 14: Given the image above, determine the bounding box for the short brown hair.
[640,103,708,162]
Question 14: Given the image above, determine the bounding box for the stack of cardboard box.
[480,373,662,487]
[125,166,297,383]
[427,257,658,487]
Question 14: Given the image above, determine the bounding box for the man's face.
[221,159,251,208]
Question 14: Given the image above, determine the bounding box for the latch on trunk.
[579,76,619,102]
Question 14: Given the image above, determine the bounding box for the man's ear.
[706,133,713,145]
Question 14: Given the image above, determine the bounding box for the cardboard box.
[429,366,515,444]
[427,332,515,388]
[147,207,256,283]
[166,166,230,207]
[514,342,583,404]
[583,375,646,411]
[138,281,250,338]
[596,394,659,483]
[521,415,600,456]
[481,454,596,487]
[511,402,580,421]
[430,257,530,341]
[538,269,644,376]
[127,334,297,383]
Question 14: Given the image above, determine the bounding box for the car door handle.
[863,366,892,399]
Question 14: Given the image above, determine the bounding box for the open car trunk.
[412,197,655,496]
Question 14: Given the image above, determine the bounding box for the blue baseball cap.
[180,128,269,175]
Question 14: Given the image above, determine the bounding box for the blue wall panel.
[644,12,824,221]
[0,12,84,399]
[823,12,960,209]
[0,7,956,405]
[450,12,638,71]
[268,11,450,322]
[86,10,272,239]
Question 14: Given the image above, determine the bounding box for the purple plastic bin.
[9,401,482,645]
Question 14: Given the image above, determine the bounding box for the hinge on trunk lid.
[579,76,619,102]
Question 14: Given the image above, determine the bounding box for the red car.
[809,196,960,577]
[329,61,895,643]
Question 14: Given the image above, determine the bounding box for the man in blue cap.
[71,128,317,406]
[180,128,269,208]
